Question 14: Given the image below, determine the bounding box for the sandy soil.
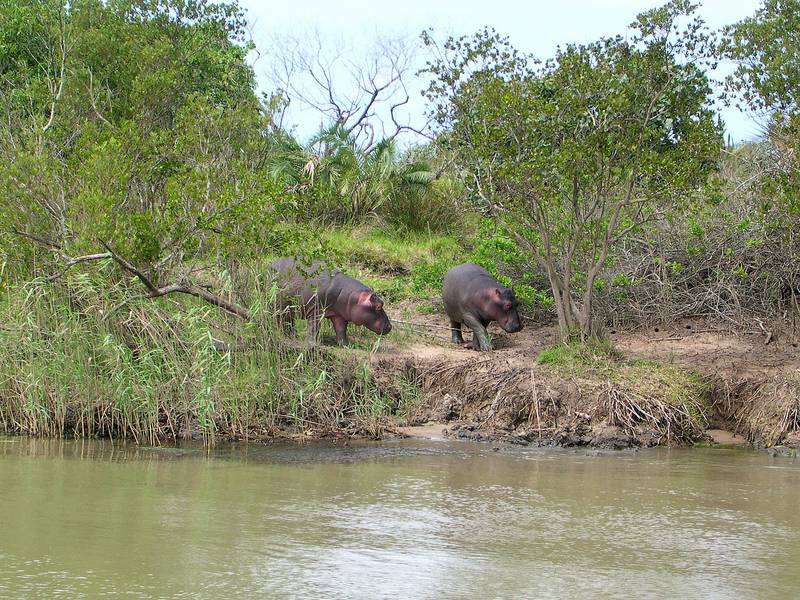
[388,310,800,379]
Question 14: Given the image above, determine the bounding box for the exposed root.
[372,350,711,448]
[702,370,800,448]
[599,383,708,445]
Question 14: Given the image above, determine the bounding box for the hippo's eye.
[503,303,512,311]
[375,304,383,313]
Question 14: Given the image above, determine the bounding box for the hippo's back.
[443,262,493,319]
[268,257,334,301]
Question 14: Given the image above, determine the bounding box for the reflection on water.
[1,436,799,599]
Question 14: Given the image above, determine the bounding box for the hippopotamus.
[443,263,522,351]
[268,257,392,347]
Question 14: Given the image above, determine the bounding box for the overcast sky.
[241,0,764,144]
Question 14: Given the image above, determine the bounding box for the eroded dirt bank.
[371,313,800,451]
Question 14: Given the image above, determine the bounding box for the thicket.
[1,0,798,441]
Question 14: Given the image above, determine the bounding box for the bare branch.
[97,240,251,319]
[146,283,251,320]
[86,67,111,127]
[265,31,428,147]
[47,252,111,280]
[42,3,67,134]
[9,227,63,254]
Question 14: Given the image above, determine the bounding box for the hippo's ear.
[370,293,384,312]
[493,288,503,299]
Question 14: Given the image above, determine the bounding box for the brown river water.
[1,436,799,599]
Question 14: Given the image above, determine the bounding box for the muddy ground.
[368,308,800,451]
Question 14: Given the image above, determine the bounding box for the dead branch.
[47,252,111,280]
[86,67,111,127]
[9,227,62,253]
[98,239,252,320]
[266,31,428,149]
[98,239,158,293]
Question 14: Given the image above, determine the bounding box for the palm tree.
[267,125,435,224]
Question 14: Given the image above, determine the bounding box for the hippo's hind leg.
[306,310,322,348]
[450,320,464,345]
[463,314,491,351]
[276,304,296,336]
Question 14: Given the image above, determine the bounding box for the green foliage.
[470,219,527,275]
[468,219,552,311]
[720,0,800,207]
[0,0,282,283]
[720,0,800,114]
[411,259,450,295]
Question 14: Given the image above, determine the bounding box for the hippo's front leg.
[329,315,349,346]
[463,314,491,351]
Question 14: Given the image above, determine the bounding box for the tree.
[719,0,800,209]
[423,1,722,339]
[0,0,277,316]
[267,125,435,224]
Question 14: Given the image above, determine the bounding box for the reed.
[0,270,398,445]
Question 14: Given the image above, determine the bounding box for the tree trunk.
[547,269,578,341]
[546,267,606,342]
[578,286,604,340]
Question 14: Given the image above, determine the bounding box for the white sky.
[242,0,764,143]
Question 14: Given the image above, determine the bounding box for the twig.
[391,318,455,332]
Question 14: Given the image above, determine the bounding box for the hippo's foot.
[470,339,492,351]
[462,341,491,351]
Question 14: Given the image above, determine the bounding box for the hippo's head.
[351,292,392,336]
[489,287,523,333]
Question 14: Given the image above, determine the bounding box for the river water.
[1,436,798,599]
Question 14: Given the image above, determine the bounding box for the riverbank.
[371,309,800,452]
[2,230,798,451]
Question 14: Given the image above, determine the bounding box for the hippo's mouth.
[373,320,392,335]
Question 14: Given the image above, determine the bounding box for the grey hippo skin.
[443,262,523,351]
[269,257,392,347]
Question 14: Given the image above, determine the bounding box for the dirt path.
[386,311,800,378]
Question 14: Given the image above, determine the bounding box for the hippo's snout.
[504,320,523,333]
[500,313,523,333]
[376,317,392,335]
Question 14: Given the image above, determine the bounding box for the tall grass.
[0,269,397,444]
